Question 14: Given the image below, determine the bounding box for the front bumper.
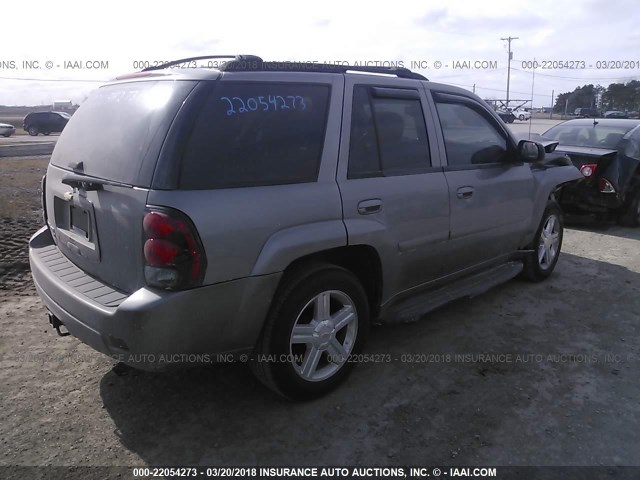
[29,226,281,370]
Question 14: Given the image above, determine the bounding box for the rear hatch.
[45,79,197,293]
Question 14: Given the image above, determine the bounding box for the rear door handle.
[456,186,475,199]
[357,199,382,215]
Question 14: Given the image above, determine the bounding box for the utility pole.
[473,84,476,94]
[550,89,554,119]
[501,36,518,108]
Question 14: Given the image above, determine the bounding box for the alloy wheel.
[538,214,561,269]
[289,290,358,382]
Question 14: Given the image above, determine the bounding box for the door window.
[435,101,509,166]
[348,86,431,178]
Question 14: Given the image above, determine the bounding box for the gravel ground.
[1,155,639,478]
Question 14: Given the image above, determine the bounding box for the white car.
[0,122,16,137]
[512,110,531,121]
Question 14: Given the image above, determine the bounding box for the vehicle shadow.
[565,215,640,241]
[100,252,640,466]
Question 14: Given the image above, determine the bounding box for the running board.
[380,261,523,323]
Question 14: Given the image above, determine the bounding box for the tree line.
[554,80,640,113]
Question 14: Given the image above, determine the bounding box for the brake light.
[579,163,597,178]
[41,174,48,225]
[142,209,207,290]
[598,178,616,193]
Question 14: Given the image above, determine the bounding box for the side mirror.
[517,140,545,162]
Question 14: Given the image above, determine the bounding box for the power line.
[0,76,106,83]
[510,67,639,81]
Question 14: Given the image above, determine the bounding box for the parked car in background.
[23,111,70,136]
[628,111,640,119]
[574,108,600,118]
[496,109,515,123]
[542,118,640,226]
[0,122,16,137]
[604,111,629,119]
[512,109,531,121]
[29,56,581,399]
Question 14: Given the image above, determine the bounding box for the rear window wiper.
[61,173,133,191]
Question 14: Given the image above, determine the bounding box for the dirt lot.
[1,155,639,476]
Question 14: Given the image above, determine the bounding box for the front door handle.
[357,199,382,215]
[456,186,475,199]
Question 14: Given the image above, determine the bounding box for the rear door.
[45,79,198,293]
[429,91,534,273]
[337,77,450,300]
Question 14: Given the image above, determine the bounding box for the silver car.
[0,122,16,137]
[29,55,581,399]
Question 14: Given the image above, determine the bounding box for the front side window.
[180,82,330,189]
[435,101,509,166]
[348,85,431,178]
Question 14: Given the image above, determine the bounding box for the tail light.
[41,174,48,225]
[142,208,207,290]
[598,178,616,193]
[579,163,597,178]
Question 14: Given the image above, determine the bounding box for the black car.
[496,110,515,123]
[574,108,600,118]
[542,118,640,226]
[23,111,71,136]
[604,111,629,119]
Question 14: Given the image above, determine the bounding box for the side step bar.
[380,261,524,323]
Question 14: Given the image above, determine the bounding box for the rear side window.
[348,85,431,178]
[179,82,330,189]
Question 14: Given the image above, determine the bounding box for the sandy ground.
[1,153,639,477]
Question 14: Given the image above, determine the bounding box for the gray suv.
[29,55,581,399]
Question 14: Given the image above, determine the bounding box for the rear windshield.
[51,80,196,186]
[179,82,330,189]
[544,122,638,149]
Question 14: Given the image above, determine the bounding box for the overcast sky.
[2,0,639,107]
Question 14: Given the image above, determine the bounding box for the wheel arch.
[524,165,582,246]
[273,245,384,322]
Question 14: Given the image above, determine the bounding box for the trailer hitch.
[48,313,70,337]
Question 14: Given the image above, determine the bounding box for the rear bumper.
[559,182,623,213]
[29,226,281,370]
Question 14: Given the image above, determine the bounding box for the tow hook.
[48,313,70,337]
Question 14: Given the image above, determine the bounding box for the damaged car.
[29,56,582,399]
[541,118,640,226]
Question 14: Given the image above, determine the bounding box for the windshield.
[543,122,638,149]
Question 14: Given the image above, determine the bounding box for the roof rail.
[141,55,264,72]
[219,60,428,80]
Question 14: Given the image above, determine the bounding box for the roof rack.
[140,54,427,80]
[219,59,428,80]
[141,55,264,72]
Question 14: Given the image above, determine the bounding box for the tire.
[2,133,10,137]
[251,263,369,400]
[43,132,50,136]
[617,189,640,227]
[522,202,564,281]
[28,126,39,136]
